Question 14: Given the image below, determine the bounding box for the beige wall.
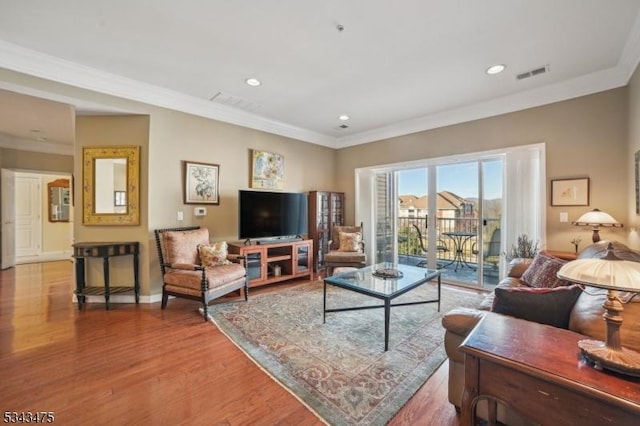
[628,65,640,249]
[1,147,73,172]
[146,108,335,295]
[0,69,336,298]
[75,115,152,295]
[335,88,630,252]
[2,66,639,297]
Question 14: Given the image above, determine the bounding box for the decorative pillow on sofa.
[520,251,570,288]
[198,242,232,267]
[339,232,362,252]
[491,285,583,329]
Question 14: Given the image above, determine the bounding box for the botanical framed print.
[251,150,284,190]
[183,161,220,205]
[551,177,589,206]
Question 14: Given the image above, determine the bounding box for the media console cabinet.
[228,239,313,287]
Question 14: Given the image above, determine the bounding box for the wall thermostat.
[194,207,207,216]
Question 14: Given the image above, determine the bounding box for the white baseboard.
[16,251,72,265]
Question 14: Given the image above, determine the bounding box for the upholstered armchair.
[154,226,248,320]
[324,222,366,275]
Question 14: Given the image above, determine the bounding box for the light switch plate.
[560,212,568,222]
[177,211,184,221]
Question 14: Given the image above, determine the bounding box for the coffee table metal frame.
[323,263,441,351]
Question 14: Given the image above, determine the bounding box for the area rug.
[205,280,483,425]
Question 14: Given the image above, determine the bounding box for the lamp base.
[578,339,640,377]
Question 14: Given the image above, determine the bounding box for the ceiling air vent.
[516,65,549,81]
[209,91,261,112]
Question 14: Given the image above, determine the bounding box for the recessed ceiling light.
[339,115,350,121]
[486,64,506,75]
[245,78,261,87]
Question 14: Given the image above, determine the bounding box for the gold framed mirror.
[48,178,70,222]
[82,146,140,225]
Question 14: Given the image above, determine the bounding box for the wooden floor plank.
[0,260,460,425]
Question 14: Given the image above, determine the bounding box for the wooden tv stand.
[228,239,313,287]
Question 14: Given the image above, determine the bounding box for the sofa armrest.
[442,308,487,363]
[442,307,487,337]
[506,258,534,278]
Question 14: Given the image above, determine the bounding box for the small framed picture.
[183,161,220,205]
[251,149,284,190]
[551,178,589,206]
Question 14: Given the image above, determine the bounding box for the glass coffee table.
[323,262,441,351]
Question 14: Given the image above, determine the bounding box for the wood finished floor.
[0,261,462,425]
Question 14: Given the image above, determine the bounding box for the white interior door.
[2,169,16,269]
[15,175,42,257]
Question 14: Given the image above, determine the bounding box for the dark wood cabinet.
[460,312,640,425]
[308,191,344,272]
[72,241,140,310]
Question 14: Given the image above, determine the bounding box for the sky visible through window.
[398,161,503,200]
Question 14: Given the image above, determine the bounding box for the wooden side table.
[73,241,140,310]
[460,312,640,425]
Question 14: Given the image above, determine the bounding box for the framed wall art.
[251,150,284,190]
[551,177,590,206]
[183,161,220,205]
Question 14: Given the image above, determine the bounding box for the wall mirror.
[48,178,70,222]
[82,146,140,225]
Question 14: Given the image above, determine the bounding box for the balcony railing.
[395,216,500,265]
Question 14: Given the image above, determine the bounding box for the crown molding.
[0,132,73,156]
[336,66,629,148]
[0,41,337,148]
[619,10,640,81]
[1,16,640,152]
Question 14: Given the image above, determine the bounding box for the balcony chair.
[412,224,450,268]
[154,226,248,320]
[324,222,366,275]
[472,227,501,274]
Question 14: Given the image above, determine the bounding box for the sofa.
[442,240,640,424]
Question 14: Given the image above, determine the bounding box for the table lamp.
[572,208,623,243]
[557,243,640,377]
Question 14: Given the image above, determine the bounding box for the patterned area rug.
[206,280,482,426]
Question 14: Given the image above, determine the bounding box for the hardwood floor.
[0,261,461,425]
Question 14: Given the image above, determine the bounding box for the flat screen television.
[238,190,308,242]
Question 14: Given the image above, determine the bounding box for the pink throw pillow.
[520,252,570,288]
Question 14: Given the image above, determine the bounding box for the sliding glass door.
[358,145,543,289]
[435,162,481,286]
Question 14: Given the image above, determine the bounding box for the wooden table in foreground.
[460,312,640,426]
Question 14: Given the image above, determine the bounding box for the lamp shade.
[572,208,622,227]
[557,249,640,292]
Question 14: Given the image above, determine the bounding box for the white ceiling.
[1,0,640,153]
